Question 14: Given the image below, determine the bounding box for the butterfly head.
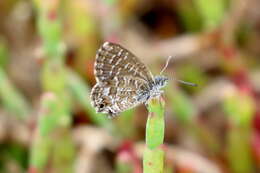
[154,75,169,89]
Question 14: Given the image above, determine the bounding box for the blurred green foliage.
[0,69,30,119]
[0,40,8,70]
[194,0,227,30]
[0,143,28,172]
[0,0,260,173]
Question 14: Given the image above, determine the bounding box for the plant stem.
[143,97,165,173]
[29,0,75,172]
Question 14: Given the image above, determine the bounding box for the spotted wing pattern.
[94,42,153,83]
[91,42,154,117]
[91,76,148,117]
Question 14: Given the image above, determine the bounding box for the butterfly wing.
[91,42,154,117]
[94,42,154,83]
[91,75,151,117]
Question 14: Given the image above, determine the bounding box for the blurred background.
[0,0,260,173]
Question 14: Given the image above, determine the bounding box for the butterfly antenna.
[176,79,197,87]
[160,55,197,87]
[160,56,173,75]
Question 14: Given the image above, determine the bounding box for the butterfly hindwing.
[90,76,149,117]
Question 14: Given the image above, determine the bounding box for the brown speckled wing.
[91,42,154,118]
[94,42,153,83]
[91,76,148,118]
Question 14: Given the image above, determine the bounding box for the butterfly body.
[90,42,168,118]
[136,75,168,103]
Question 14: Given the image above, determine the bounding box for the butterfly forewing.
[94,42,154,83]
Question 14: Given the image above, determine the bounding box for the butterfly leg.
[144,102,149,109]
[144,94,151,109]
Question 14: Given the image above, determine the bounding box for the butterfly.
[90,42,195,118]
